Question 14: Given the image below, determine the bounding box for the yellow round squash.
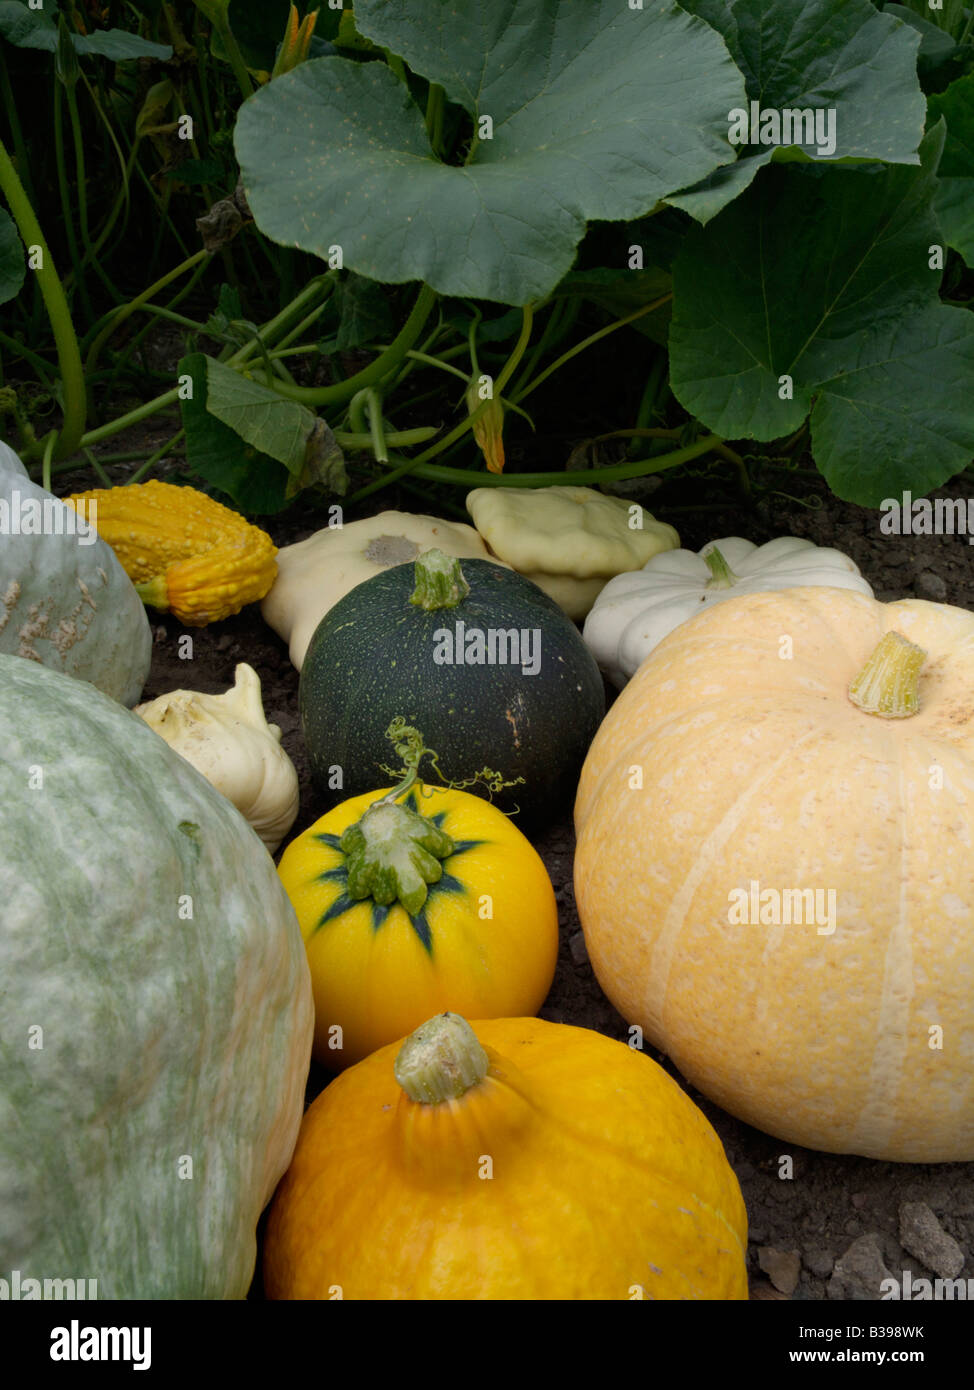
[575,587,974,1162]
[263,1012,748,1300]
[278,785,558,1069]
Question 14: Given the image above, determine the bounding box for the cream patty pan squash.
[261,511,501,670]
[584,536,873,687]
[575,587,974,1162]
[0,655,313,1297]
[466,486,679,620]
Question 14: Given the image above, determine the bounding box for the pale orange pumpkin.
[575,587,974,1162]
[264,1013,748,1300]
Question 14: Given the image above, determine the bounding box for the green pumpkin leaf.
[884,4,966,67]
[0,208,25,308]
[234,0,746,304]
[669,0,926,222]
[669,124,974,505]
[0,0,172,59]
[285,417,347,499]
[203,357,317,475]
[809,304,974,506]
[333,273,395,351]
[928,73,974,265]
[179,352,291,514]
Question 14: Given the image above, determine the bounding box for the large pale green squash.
[0,655,314,1298]
[0,440,151,705]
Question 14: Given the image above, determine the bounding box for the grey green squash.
[0,439,151,705]
[0,654,313,1298]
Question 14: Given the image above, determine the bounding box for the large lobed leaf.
[234,0,747,304]
[670,0,927,221]
[928,73,974,265]
[0,0,172,59]
[669,125,974,506]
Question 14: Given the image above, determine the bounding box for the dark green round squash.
[300,550,605,828]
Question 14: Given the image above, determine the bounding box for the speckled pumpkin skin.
[575,588,974,1162]
[0,440,151,705]
[263,1017,748,1300]
[0,655,313,1297]
[278,785,558,1069]
[299,559,606,829]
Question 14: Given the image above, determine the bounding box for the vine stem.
[248,283,438,406]
[75,389,181,450]
[494,304,534,395]
[128,428,186,484]
[511,295,672,404]
[0,135,86,459]
[401,349,470,383]
[212,11,254,100]
[84,249,211,382]
[225,275,335,366]
[403,304,535,471]
[425,83,445,158]
[345,432,726,505]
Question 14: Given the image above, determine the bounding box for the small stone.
[851,1192,868,1210]
[214,634,233,652]
[568,930,589,965]
[915,570,947,602]
[735,1161,756,1182]
[804,1248,835,1279]
[899,1202,965,1279]
[153,625,168,644]
[750,1278,789,1301]
[828,1234,894,1301]
[758,1247,801,1295]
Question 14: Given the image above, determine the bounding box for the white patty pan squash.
[465,485,679,620]
[575,587,974,1163]
[261,510,501,670]
[584,536,873,687]
[0,439,152,706]
[0,654,314,1297]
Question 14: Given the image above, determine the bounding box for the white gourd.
[584,536,874,687]
[136,664,299,853]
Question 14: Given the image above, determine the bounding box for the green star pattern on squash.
[311,790,485,953]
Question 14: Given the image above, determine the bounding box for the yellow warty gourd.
[64,480,277,625]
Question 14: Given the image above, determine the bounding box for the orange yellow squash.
[64,480,277,625]
[278,781,558,1070]
[575,587,974,1162]
[264,1012,748,1300]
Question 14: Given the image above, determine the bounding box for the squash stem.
[410,548,471,612]
[394,1014,490,1104]
[703,544,738,590]
[848,632,926,719]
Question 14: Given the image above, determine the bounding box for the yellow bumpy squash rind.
[65,480,277,626]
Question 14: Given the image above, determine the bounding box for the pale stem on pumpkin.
[340,720,455,915]
[394,1013,490,1104]
[703,545,739,590]
[409,548,471,611]
[848,631,926,719]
